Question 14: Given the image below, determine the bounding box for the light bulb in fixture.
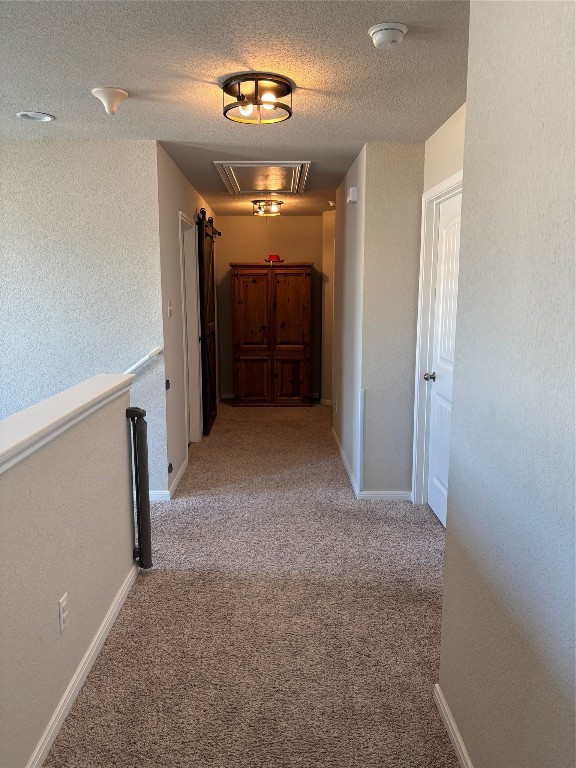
[223,73,292,124]
[252,198,283,216]
[261,93,277,110]
[238,101,254,117]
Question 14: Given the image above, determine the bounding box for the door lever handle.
[424,372,436,382]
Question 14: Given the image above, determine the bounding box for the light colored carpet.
[45,405,457,768]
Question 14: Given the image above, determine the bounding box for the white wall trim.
[423,171,464,202]
[358,490,412,501]
[333,427,411,501]
[320,399,333,406]
[149,490,171,502]
[179,212,203,448]
[26,564,139,768]
[412,172,463,507]
[332,427,359,496]
[358,387,365,492]
[168,456,188,498]
[434,684,475,768]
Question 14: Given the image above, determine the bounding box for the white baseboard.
[434,684,475,768]
[320,399,333,406]
[26,564,139,768]
[331,427,360,496]
[357,490,412,501]
[150,455,188,502]
[168,457,188,498]
[149,490,171,502]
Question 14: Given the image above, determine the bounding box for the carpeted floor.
[45,405,457,768]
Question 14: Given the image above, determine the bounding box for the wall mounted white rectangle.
[347,187,358,204]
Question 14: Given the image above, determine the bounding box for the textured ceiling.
[0,1,469,215]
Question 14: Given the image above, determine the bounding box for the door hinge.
[168,463,173,474]
[165,379,171,390]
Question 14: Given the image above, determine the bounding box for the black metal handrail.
[126,406,152,569]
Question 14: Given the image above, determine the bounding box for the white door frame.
[412,171,463,506]
[179,211,202,445]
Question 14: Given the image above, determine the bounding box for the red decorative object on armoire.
[230,262,313,406]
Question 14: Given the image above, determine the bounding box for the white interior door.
[427,192,462,525]
[183,227,202,444]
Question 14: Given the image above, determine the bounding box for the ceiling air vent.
[213,160,311,195]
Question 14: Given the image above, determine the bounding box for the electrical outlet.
[58,593,69,633]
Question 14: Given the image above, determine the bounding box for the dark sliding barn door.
[197,208,221,435]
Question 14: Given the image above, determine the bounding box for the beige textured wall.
[156,146,215,486]
[439,3,575,767]
[333,148,366,484]
[361,143,424,491]
[0,391,135,768]
[333,143,424,492]
[424,103,466,191]
[215,216,323,397]
[0,140,168,491]
[321,211,336,403]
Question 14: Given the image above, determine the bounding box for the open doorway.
[179,212,202,445]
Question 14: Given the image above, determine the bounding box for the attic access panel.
[214,160,311,195]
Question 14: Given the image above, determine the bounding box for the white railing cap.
[0,374,134,476]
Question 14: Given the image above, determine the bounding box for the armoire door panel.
[273,357,310,404]
[233,271,270,351]
[230,263,313,406]
[273,270,311,351]
[235,357,272,402]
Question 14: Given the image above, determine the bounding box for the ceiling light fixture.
[222,73,293,124]
[252,199,283,217]
[91,87,129,116]
[16,111,55,122]
[368,23,408,50]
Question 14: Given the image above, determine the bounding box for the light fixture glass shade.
[252,199,283,216]
[223,73,292,124]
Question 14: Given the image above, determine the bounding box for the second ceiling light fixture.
[252,199,283,216]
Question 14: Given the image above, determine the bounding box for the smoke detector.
[368,23,408,50]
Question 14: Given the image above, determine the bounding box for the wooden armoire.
[231,262,313,405]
